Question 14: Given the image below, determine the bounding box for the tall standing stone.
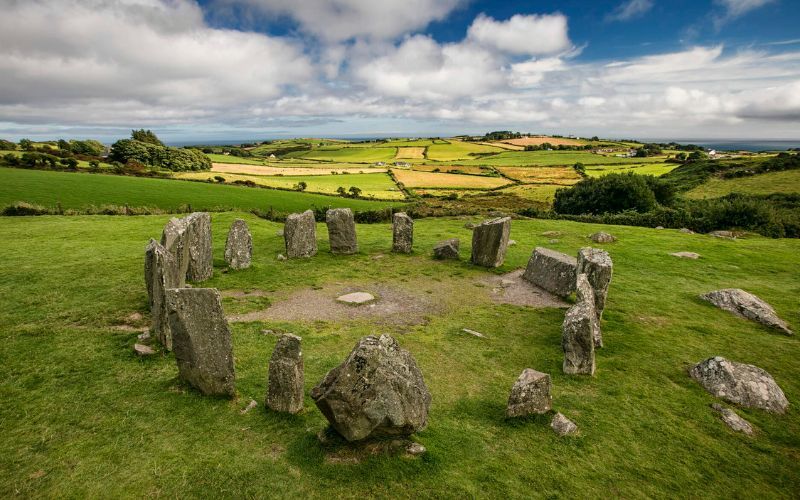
[284,210,317,258]
[562,274,597,375]
[266,334,304,414]
[161,217,190,280]
[184,212,213,282]
[575,272,602,348]
[326,208,358,255]
[145,239,182,350]
[224,219,252,270]
[576,247,613,320]
[392,212,414,253]
[165,288,235,397]
[470,216,511,268]
[522,247,577,297]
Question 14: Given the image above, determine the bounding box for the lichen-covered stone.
[562,295,597,376]
[224,219,252,270]
[284,210,317,258]
[701,289,793,335]
[433,238,460,260]
[184,212,213,282]
[392,212,413,253]
[145,239,181,350]
[326,208,358,255]
[506,369,552,417]
[267,334,304,414]
[161,217,190,279]
[471,217,511,267]
[576,247,613,321]
[589,232,616,243]
[711,403,754,435]
[165,288,235,397]
[522,247,577,297]
[551,413,577,436]
[690,357,788,413]
[311,334,431,441]
[575,273,602,348]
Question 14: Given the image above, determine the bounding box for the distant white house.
[708,149,717,157]
[375,161,385,166]
[269,153,276,159]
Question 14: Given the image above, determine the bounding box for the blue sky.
[1,0,799,142]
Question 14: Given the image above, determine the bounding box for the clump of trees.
[635,143,663,157]
[481,131,522,141]
[553,172,675,215]
[336,186,362,198]
[109,130,210,172]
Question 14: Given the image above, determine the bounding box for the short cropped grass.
[685,170,800,199]
[299,147,398,163]
[426,141,506,161]
[205,153,266,165]
[455,151,665,167]
[585,162,678,177]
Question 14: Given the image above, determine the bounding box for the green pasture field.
[584,162,678,177]
[453,151,666,167]
[206,153,266,165]
[685,170,800,199]
[381,139,436,147]
[298,147,398,163]
[426,141,506,161]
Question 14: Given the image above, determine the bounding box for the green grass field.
[298,147,398,163]
[585,162,678,177]
[0,214,798,497]
[454,151,665,167]
[685,170,800,199]
[0,168,399,212]
[426,141,505,161]
[205,153,266,165]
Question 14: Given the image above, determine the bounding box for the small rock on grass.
[406,442,426,456]
[461,328,486,338]
[240,399,258,415]
[336,292,375,305]
[551,413,577,436]
[671,252,700,259]
[277,254,287,261]
[711,403,753,435]
[134,343,156,356]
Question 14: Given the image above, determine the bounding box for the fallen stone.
[576,247,613,321]
[551,413,578,436]
[137,331,152,343]
[145,239,182,350]
[541,231,562,237]
[392,212,413,253]
[471,217,511,267]
[311,334,431,441]
[508,239,517,246]
[240,399,258,415]
[267,334,304,414]
[284,210,317,258]
[224,218,252,270]
[522,247,577,298]
[506,369,552,417]
[461,328,486,338]
[711,403,754,435]
[562,297,597,375]
[166,288,235,397]
[127,312,143,323]
[326,208,358,254]
[709,230,736,239]
[680,228,695,234]
[690,357,788,413]
[184,212,213,282]
[134,343,156,356]
[655,226,664,230]
[589,232,616,244]
[548,239,559,244]
[406,442,426,456]
[701,289,793,335]
[277,254,287,261]
[336,292,375,305]
[575,273,602,348]
[433,238,460,260]
[464,222,477,230]
[671,251,700,259]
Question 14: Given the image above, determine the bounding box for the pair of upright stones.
[436,216,511,265]
[523,246,613,375]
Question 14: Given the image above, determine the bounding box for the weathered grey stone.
[161,217,190,279]
[575,273,602,348]
[165,288,235,397]
[284,210,317,258]
[711,403,754,435]
[433,238,460,260]
[311,334,431,441]
[701,289,793,335]
[551,413,578,436]
[671,251,700,259]
[224,219,252,270]
[562,295,597,375]
[471,217,511,267]
[589,231,616,243]
[145,239,182,350]
[134,343,156,356]
[326,208,358,254]
[392,212,413,253]
[690,357,788,413]
[267,334,304,414]
[655,226,665,230]
[506,369,552,417]
[522,247,577,298]
[336,292,375,305]
[709,230,736,239]
[576,247,613,321]
[184,212,213,282]
[680,228,695,234]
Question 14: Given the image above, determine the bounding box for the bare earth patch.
[481,269,569,308]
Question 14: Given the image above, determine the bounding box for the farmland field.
[454,151,665,167]
[381,139,436,147]
[500,183,564,202]
[205,153,266,165]
[501,136,585,147]
[412,164,488,175]
[496,166,581,184]
[396,147,426,159]
[392,168,512,189]
[426,140,506,161]
[298,147,398,163]
[685,170,800,199]
[584,163,678,177]
[210,163,386,176]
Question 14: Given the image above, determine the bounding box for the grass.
[0,167,399,212]
[0,213,798,497]
[392,169,512,189]
[685,170,800,199]
[413,165,488,175]
[381,139,436,147]
[499,184,564,203]
[396,147,426,160]
[496,166,582,184]
[210,163,387,176]
[454,151,665,167]
[585,162,678,177]
[426,141,506,161]
[299,147,398,163]
[205,154,266,165]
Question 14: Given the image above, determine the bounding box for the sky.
[0,0,799,143]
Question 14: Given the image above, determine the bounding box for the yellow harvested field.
[413,164,487,175]
[502,136,584,147]
[396,147,426,159]
[501,184,564,203]
[392,168,511,189]
[481,141,525,151]
[497,166,582,184]
[211,163,386,176]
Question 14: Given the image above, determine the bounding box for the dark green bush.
[553,172,671,215]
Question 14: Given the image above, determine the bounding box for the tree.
[553,172,671,215]
[336,186,347,197]
[130,129,164,146]
[295,181,307,192]
[0,139,16,151]
[58,139,70,150]
[348,186,362,198]
[573,162,586,176]
[70,139,105,156]
[19,138,33,151]
[687,151,708,162]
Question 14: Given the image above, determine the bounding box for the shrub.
[553,172,668,215]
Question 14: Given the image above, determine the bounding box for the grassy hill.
[685,169,800,199]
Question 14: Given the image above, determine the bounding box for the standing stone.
[576,247,613,320]
[701,289,793,335]
[433,238,460,260]
[184,212,213,282]
[471,216,511,267]
[326,208,358,254]
[145,239,181,350]
[575,273,602,348]
[284,210,317,258]
[392,212,413,253]
[224,219,252,270]
[522,247,577,297]
[506,369,552,417]
[311,334,431,441]
[690,357,788,413]
[161,217,190,280]
[267,334,304,414]
[165,288,235,397]
[562,281,597,375]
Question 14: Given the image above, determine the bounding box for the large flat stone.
[522,247,577,298]
[336,292,375,305]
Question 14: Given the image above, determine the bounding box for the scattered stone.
[184,212,213,282]
[267,334,304,414]
[506,369,552,417]
[134,343,156,356]
[284,210,317,258]
[655,226,664,230]
[576,247,613,322]
[145,239,182,350]
[671,251,700,259]
[277,254,287,261]
[224,219,252,270]
[562,287,597,375]
[406,442,426,456]
[240,399,258,415]
[276,229,284,237]
[541,231,562,237]
[165,288,235,397]
[589,232,616,244]
[701,289,793,335]
[311,334,431,441]
[461,328,486,338]
[711,403,754,435]
[464,222,477,230]
[392,212,413,253]
[522,247,577,298]
[508,239,517,246]
[690,357,788,413]
[336,292,376,305]
[433,238,460,260]
[548,239,559,244]
[471,217,511,268]
[326,208,358,254]
[371,254,385,260]
[709,230,736,239]
[551,413,578,436]
[575,273,602,348]
[680,228,695,234]
[137,331,152,343]
[127,312,143,323]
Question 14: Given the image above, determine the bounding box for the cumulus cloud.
[605,0,654,22]
[466,13,572,56]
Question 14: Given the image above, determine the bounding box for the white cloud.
[466,13,572,56]
[715,0,774,18]
[605,0,654,22]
